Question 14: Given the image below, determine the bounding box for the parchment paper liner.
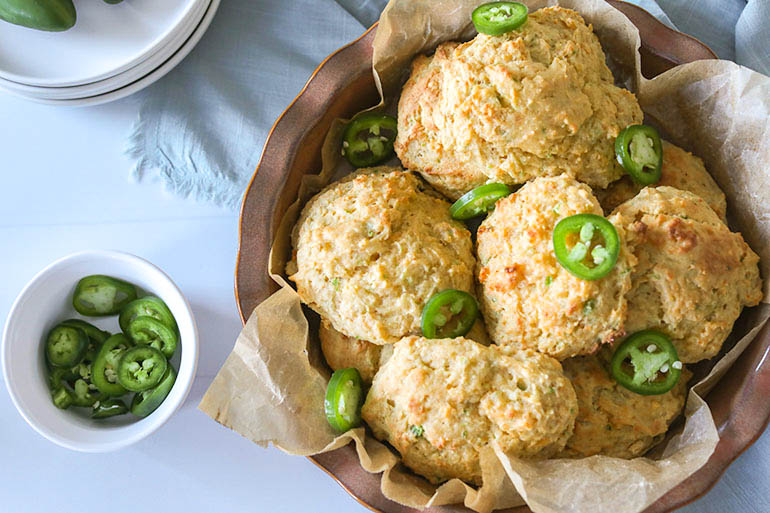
[200,1,770,511]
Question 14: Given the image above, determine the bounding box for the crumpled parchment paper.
[200,1,770,512]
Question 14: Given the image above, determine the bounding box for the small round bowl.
[2,250,199,452]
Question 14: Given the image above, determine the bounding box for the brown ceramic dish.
[235,2,770,512]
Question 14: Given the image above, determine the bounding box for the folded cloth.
[127,0,382,208]
[127,0,768,209]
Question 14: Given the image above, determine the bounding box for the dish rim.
[233,3,770,513]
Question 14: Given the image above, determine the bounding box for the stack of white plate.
[0,0,220,106]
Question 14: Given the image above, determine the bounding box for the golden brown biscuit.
[362,336,577,485]
[319,318,490,383]
[559,354,690,459]
[319,320,383,383]
[609,187,762,363]
[596,141,727,221]
[395,6,643,199]
[287,167,476,344]
[477,175,634,360]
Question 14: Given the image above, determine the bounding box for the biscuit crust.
[477,175,633,360]
[395,7,643,199]
[362,336,577,485]
[610,187,762,363]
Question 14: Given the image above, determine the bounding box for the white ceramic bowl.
[2,250,199,452]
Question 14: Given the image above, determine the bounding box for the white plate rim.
[0,0,209,99]
[0,0,220,107]
[0,0,206,87]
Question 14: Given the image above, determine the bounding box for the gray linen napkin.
[127,0,384,208]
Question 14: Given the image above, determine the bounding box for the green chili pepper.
[70,378,106,407]
[91,398,129,419]
[59,319,111,345]
[610,330,683,395]
[48,366,77,390]
[126,316,178,359]
[51,387,74,409]
[472,2,528,36]
[59,319,107,368]
[117,346,168,392]
[615,124,663,185]
[421,289,478,339]
[324,368,364,432]
[0,0,76,32]
[341,112,398,168]
[45,325,88,368]
[130,365,176,417]
[119,296,177,333]
[92,334,133,396]
[449,183,511,220]
[72,275,138,316]
[553,213,620,280]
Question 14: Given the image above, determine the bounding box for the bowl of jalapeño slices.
[2,250,199,452]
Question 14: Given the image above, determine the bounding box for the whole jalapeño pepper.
[0,0,76,32]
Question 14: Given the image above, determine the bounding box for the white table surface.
[1,92,767,513]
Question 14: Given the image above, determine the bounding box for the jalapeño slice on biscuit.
[421,290,478,339]
[341,112,398,168]
[472,2,528,36]
[449,183,511,220]
[610,330,683,395]
[325,368,364,432]
[615,124,663,185]
[553,213,619,280]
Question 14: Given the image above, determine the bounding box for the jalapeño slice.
[324,368,364,432]
[92,334,133,396]
[119,296,178,334]
[341,112,398,168]
[472,2,528,36]
[59,319,111,345]
[91,398,129,419]
[48,366,77,390]
[615,124,663,185]
[72,275,138,316]
[117,346,168,392]
[449,183,511,220]
[421,290,478,339]
[45,325,88,368]
[126,316,178,359]
[70,378,106,407]
[130,365,176,418]
[553,213,620,280]
[52,387,74,409]
[610,330,683,395]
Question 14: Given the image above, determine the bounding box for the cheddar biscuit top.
[559,353,690,459]
[287,167,476,344]
[395,6,643,200]
[362,336,577,485]
[609,186,762,363]
[596,140,727,221]
[477,175,633,360]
